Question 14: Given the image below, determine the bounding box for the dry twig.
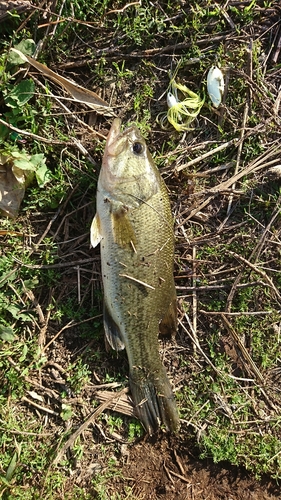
[221,314,264,384]
[95,390,134,416]
[227,251,281,302]
[53,388,129,465]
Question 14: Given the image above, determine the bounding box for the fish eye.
[132,142,144,155]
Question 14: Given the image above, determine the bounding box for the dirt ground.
[113,437,281,500]
[42,327,281,500]
[35,315,281,499]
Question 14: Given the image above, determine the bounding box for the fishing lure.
[159,78,205,132]
[207,65,225,108]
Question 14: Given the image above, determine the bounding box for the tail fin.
[129,364,179,435]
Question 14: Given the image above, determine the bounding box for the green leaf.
[12,158,35,170]
[11,151,36,170]
[19,344,28,362]
[23,278,39,289]
[0,123,9,141]
[5,79,35,108]
[4,150,51,187]
[0,475,11,487]
[30,154,51,187]
[244,0,256,12]
[35,163,52,187]
[60,404,73,421]
[8,39,36,65]
[28,153,45,167]
[7,305,21,319]
[0,270,17,288]
[0,325,15,342]
[6,450,18,482]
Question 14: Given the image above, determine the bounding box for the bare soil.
[112,437,281,500]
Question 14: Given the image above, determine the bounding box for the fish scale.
[91,118,179,434]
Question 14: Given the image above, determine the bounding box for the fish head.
[99,118,161,207]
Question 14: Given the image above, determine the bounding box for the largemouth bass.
[91,118,179,434]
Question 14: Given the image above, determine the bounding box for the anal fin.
[104,301,125,351]
[159,296,177,337]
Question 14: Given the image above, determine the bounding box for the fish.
[90,118,179,434]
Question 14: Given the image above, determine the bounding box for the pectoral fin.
[104,301,125,351]
[112,211,137,250]
[159,296,177,336]
[90,214,102,248]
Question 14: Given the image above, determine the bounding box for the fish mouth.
[107,118,121,148]
[106,118,123,157]
[105,118,141,158]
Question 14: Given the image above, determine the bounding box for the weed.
[112,61,134,85]
[106,415,123,434]
[127,420,144,442]
[66,358,91,393]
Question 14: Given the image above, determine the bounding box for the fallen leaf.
[11,48,115,117]
[0,151,50,217]
[26,391,44,402]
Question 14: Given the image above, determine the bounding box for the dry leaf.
[0,152,50,218]
[11,48,115,117]
[0,154,26,218]
[26,390,44,402]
